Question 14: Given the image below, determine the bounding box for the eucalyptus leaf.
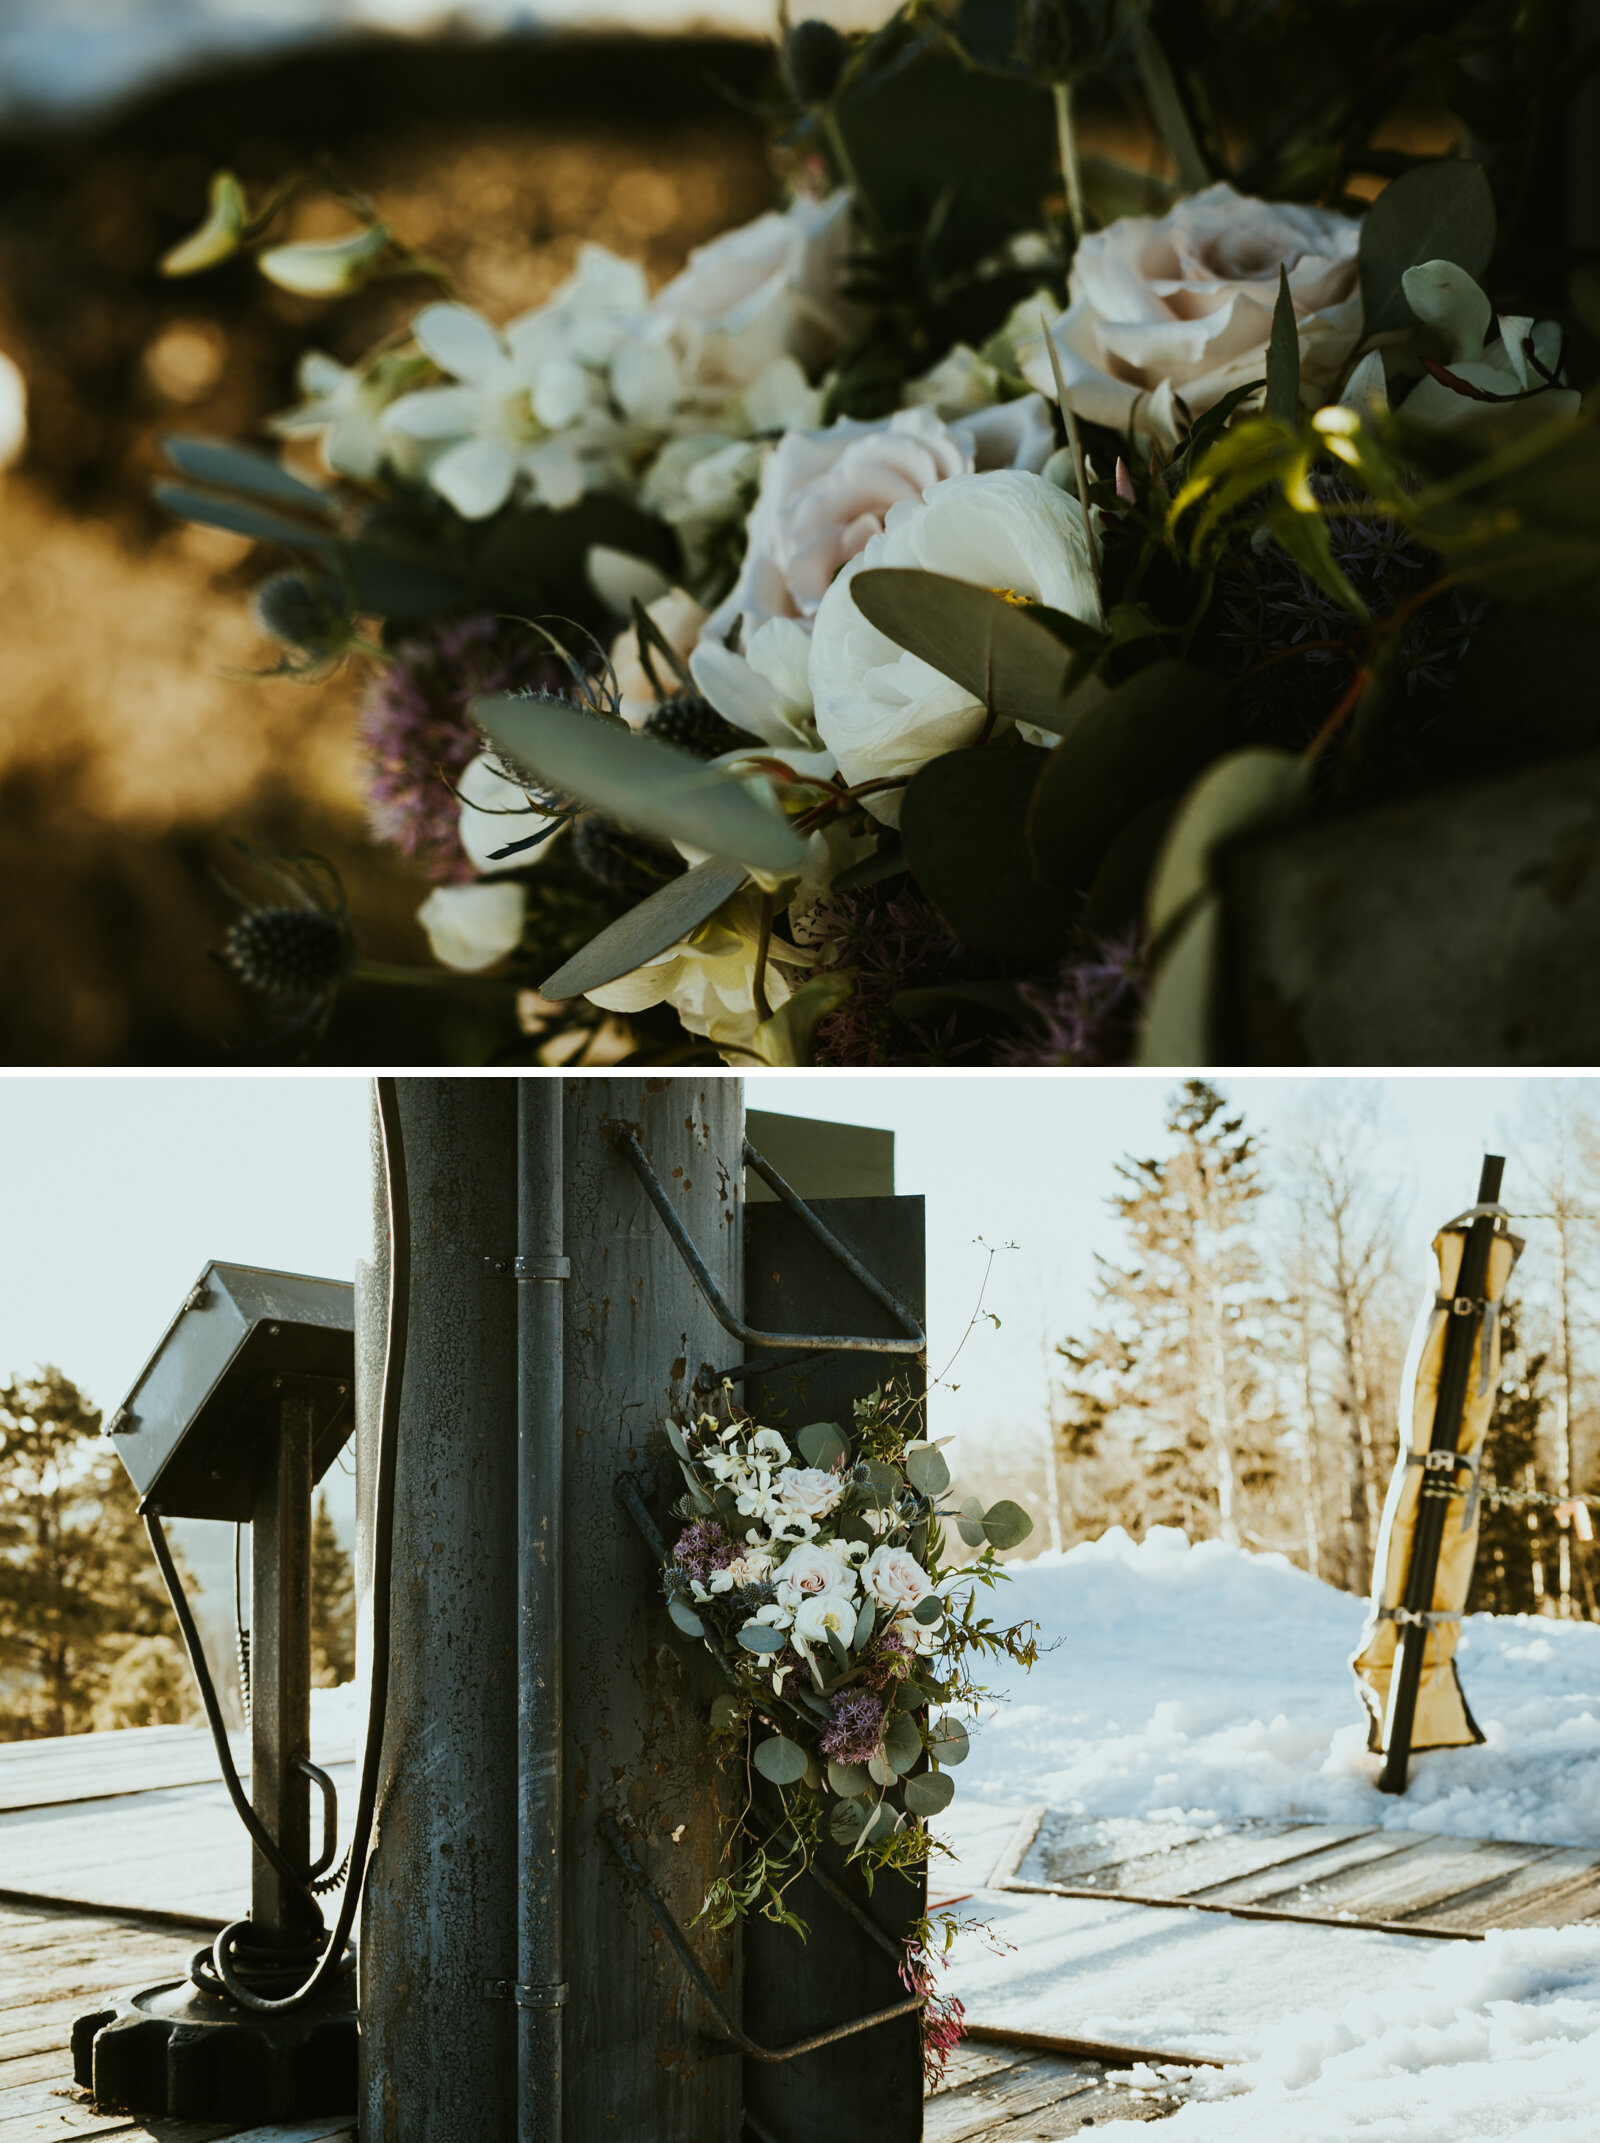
[709,1693,743,1732]
[831,1793,874,1845]
[912,1593,945,1626]
[663,1417,691,1460]
[827,1760,872,1798]
[1266,264,1300,425]
[957,1495,988,1548]
[1028,661,1231,896]
[900,744,1071,960]
[542,857,747,1001]
[753,1734,810,1786]
[884,1711,924,1775]
[1146,748,1310,945]
[1357,160,1495,338]
[1136,893,1222,1067]
[927,1715,970,1767]
[905,1442,951,1497]
[826,1627,852,1675]
[476,694,805,876]
[851,569,1104,733]
[853,1596,876,1651]
[903,1769,956,1817]
[983,1500,1035,1551]
[154,482,339,550]
[163,436,337,514]
[861,1459,904,1508]
[797,1421,850,1472]
[667,1598,706,1638]
[738,1624,787,1655]
[868,1750,896,1787]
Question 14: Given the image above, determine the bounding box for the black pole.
[1377,1154,1505,1796]
[249,1389,315,1943]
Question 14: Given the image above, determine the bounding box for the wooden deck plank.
[1194,1826,1428,1906]
[1410,1847,1600,1932]
[1273,1834,1551,1923]
[1025,1816,1375,1902]
[923,2053,1100,2143]
[1021,1814,1214,1886]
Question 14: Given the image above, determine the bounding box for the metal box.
[106,1262,354,1522]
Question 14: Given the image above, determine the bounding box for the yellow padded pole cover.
[1350,1218,1520,1754]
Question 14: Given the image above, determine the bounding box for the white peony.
[808,468,1103,823]
[456,751,568,877]
[417,882,524,972]
[777,1465,845,1521]
[1346,261,1581,431]
[860,1545,936,1617]
[1019,182,1361,455]
[773,1540,857,1610]
[650,190,854,404]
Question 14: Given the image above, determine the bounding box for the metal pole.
[517,1082,566,2143]
[250,1388,314,1943]
[1377,1155,1505,1796]
[357,1079,520,2143]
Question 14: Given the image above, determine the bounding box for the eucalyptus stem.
[1053,80,1087,247]
[751,894,776,1025]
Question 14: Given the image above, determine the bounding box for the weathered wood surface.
[0,1897,355,2142]
[925,2041,1180,2140]
[1009,1809,1600,1936]
[0,1728,357,1817]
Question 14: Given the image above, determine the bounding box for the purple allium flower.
[998,932,1145,1067]
[1214,473,1482,737]
[671,1520,739,1586]
[359,617,564,882]
[820,1689,886,1765]
[810,882,991,1067]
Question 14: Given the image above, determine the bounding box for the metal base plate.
[72,1972,357,2122]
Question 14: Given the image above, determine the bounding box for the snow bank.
[1101,1924,1600,2141]
[961,1526,1600,1848]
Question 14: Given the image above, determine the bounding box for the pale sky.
[2,1070,1592,1461]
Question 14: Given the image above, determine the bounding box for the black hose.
[207,1071,411,2013]
[148,1074,410,2014]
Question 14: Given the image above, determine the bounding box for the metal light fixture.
[73,1262,359,2124]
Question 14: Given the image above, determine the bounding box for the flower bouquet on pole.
[160,1,1597,1063]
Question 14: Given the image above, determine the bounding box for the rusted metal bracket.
[599,1812,921,2065]
[608,1126,926,1366]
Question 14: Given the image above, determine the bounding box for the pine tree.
[1468,1308,1552,1616]
[309,1490,355,1687]
[1055,1081,1285,1547]
[0,1368,186,1737]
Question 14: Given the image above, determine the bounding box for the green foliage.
[0,1369,188,1739]
[1356,160,1496,339]
[540,858,747,1001]
[900,743,1070,960]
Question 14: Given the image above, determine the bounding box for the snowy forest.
[958,1080,1600,1624]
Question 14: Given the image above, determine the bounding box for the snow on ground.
[955,1525,1600,1848]
[933,1528,1600,2139]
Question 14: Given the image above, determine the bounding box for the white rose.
[651,190,854,399]
[702,400,1054,642]
[861,1545,936,1618]
[417,882,524,972]
[457,750,568,877]
[1019,182,1361,455]
[793,1594,855,1646]
[774,1540,857,1610]
[777,1465,844,1520]
[809,468,1103,824]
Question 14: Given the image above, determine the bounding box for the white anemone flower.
[1350,261,1581,431]
[270,349,422,480]
[456,751,568,877]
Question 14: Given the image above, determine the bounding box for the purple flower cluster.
[359,616,563,881]
[999,932,1146,1067]
[671,1519,739,1586]
[863,1628,914,1690]
[810,882,988,1067]
[1215,474,1482,736]
[819,1689,886,1765]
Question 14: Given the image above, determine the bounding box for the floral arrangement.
[161,1,1597,1063]
[657,1387,1034,2072]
